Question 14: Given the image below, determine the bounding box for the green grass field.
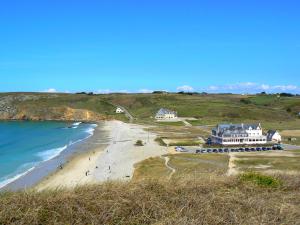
[2,93,300,129]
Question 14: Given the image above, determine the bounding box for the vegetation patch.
[169,141,201,146]
[234,155,300,172]
[156,121,184,126]
[240,172,282,188]
[154,137,167,146]
[135,140,144,146]
[133,157,170,180]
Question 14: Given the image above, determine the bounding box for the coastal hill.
[0,92,300,224]
[0,92,299,126]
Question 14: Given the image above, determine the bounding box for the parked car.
[262,147,267,151]
[245,148,250,152]
[224,148,229,153]
[277,145,284,150]
[218,149,224,153]
[250,148,256,151]
[273,144,284,150]
[201,149,207,153]
[196,150,201,154]
[213,149,218,153]
[266,147,272,150]
[256,147,261,151]
[207,149,212,153]
[231,148,236,152]
[175,146,184,151]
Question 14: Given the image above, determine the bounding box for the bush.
[169,141,200,146]
[135,140,144,146]
[240,99,251,104]
[240,172,282,188]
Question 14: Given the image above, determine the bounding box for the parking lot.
[175,145,284,154]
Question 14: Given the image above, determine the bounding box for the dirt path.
[162,156,176,180]
[117,105,134,123]
[182,120,192,127]
[227,153,239,176]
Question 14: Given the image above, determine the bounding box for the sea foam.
[37,145,68,161]
[0,166,35,189]
[0,123,98,189]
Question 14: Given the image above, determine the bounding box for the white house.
[116,107,124,114]
[155,108,177,120]
[211,123,267,145]
[267,130,282,143]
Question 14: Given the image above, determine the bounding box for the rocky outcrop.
[10,107,109,121]
[0,94,110,121]
[0,106,109,121]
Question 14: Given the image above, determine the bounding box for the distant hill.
[0,92,299,126]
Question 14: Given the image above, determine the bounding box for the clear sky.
[0,0,299,93]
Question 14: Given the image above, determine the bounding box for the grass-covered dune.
[1,175,300,225]
[0,92,299,128]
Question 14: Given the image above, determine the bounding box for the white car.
[175,146,183,151]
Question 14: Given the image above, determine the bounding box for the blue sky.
[0,0,299,93]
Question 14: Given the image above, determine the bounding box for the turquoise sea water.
[0,121,97,188]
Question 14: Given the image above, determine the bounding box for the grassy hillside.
[1,175,300,225]
[1,93,299,128]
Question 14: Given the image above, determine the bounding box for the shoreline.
[36,123,110,190]
[1,121,109,191]
[35,120,168,190]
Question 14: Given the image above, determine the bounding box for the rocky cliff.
[0,94,110,121]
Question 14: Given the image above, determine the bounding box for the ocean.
[0,121,97,189]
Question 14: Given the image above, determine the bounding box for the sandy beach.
[36,121,167,190]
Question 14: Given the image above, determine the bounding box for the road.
[281,144,300,150]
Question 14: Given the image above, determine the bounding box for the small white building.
[267,130,282,143]
[116,107,124,114]
[155,108,177,120]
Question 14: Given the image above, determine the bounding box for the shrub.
[135,140,144,146]
[240,99,251,104]
[240,172,282,188]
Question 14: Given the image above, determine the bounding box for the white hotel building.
[211,123,267,145]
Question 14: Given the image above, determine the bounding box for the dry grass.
[133,157,170,181]
[281,130,300,137]
[133,154,230,185]
[1,176,300,225]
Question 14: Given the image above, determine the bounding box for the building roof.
[156,108,177,116]
[267,130,279,139]
[213,123,261,137]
